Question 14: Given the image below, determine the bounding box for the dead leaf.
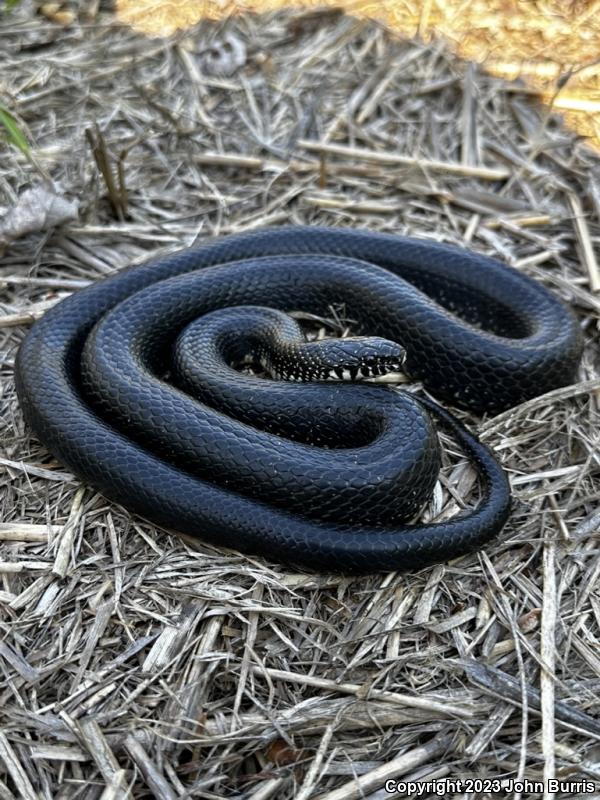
[0,186,78,247]
[265,738,305,766]
[518,608,541,633]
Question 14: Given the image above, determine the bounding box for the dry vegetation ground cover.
[115,0,600,144]
[1,3,600,798]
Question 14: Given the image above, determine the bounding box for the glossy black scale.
[15,226,582,572]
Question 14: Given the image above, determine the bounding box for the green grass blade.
[0,102,30,156]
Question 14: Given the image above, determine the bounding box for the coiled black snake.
[15,226,582,572]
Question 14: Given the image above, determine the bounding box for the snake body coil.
[15,227,582,572]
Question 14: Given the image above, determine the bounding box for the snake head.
[309,336,407,381]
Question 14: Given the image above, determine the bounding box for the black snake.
[15,226,583,572]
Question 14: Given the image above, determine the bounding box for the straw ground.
[1,4,599,798]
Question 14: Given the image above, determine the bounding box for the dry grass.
[114,0,600,145]
[1,4,600,799]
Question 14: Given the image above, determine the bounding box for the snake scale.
[15,226,583,572]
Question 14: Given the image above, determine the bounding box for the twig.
[52,486,86,578]
[313,735,453,800]
[124,736,177,800]
[568,193,600,292]
[541,520,557,793]
[460,660,600,738]
[85,124,128,220]
[0,731,39,800]
[251,666,473,719]
[298,139,511,180]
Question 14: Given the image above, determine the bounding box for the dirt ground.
[1,3,600,799]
